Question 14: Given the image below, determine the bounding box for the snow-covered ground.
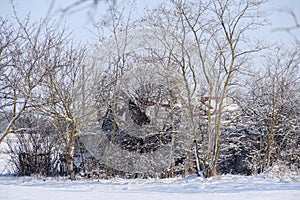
[0,174,299,200]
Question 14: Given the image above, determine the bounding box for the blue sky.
[0,0,299,44]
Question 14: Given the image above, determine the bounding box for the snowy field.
[0,174,299,200]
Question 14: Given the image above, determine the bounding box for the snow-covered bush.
[6,114,66,176]
[233,47,300,175]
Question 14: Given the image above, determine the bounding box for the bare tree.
[0,12,92,179]
[0,16,54,144]
[204,0,268,177]
[92,0,136,116]
[38,41,87,180]
[143,0,268,177]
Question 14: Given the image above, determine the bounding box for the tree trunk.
[206,166,217,178]
[66,121,77,180]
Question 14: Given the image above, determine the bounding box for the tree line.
[0,0,299,180]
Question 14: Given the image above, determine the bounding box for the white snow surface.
[0,175,299,200]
